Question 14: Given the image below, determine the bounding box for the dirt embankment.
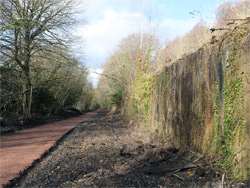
[8,112,248,187]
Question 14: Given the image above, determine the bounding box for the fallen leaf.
[187,171,194,177]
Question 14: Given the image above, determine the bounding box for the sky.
[73,0,229,87]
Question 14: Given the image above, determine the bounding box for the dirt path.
[0,110,99,187]
[4,112,248,187]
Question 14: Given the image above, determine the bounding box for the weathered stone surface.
[150,25,249,179]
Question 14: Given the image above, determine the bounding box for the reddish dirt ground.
[0,110,99,187]
[107,110,116,115]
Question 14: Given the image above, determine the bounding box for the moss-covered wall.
[125,25,250,180]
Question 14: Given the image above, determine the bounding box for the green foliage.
[32,87,56,114]
[210,81,221,154]
[111,90,122,106]
[95,33,161,111]
[91,103,100,110]
[210,49,246,179]
[129,73,156,124]
[63,86,82,108]
[0,64,23,117]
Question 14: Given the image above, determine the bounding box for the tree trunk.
[22,31,32,121]
[22,66,32,120]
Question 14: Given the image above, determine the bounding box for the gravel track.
[8,112,248,188]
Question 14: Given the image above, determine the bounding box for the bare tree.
[0,0,80,119]
[96,33,161,110]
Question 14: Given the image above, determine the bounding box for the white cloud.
[75,7,198,67]
[73,0,202,74]
[70,0,231,88]
[88,68,103,88]
[75,8,139,67]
